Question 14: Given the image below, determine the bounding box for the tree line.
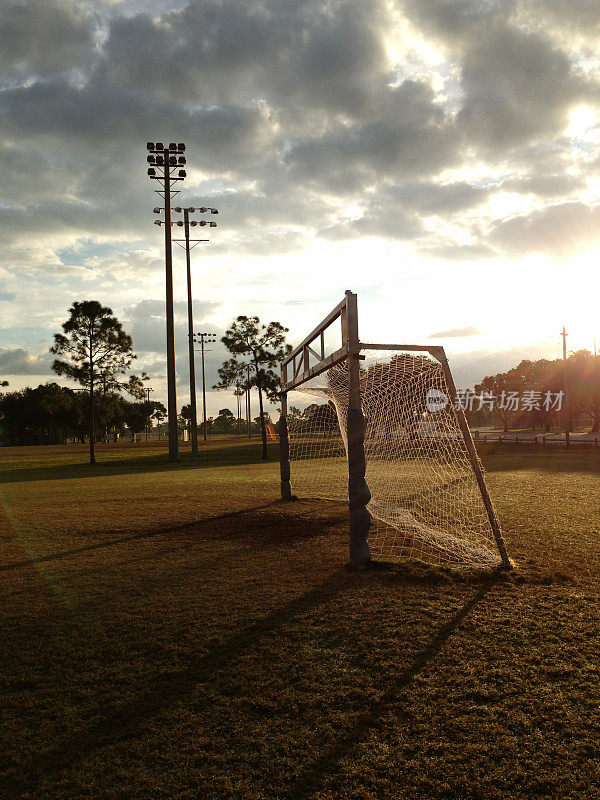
[468,350,600,432]
[1,301,290,461]
[0,383,166,447]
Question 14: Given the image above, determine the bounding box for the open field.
[1,439,600,799]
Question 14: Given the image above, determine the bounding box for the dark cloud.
[100,0,391,115]
[501,174,586,197]
[388,181,490,215]
[458,25,588,150]
[0,0,96,81]
[0,347,53,375]
[520,0,600,39]
[419,243,496,260]
[318,204,423,242]
[123,298,221,354]
[402,0,596,151]
[284,79,460,190]
[490,202,600,257]
[428,325,483,339]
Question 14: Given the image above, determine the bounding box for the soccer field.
[1,440,600,799]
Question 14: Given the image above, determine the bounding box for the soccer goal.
[279,291,511,571]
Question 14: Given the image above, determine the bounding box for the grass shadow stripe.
[1,567,354,796]
[282,579,498,800]
[0,501,281,572]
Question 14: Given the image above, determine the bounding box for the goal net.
[287,350,502,569]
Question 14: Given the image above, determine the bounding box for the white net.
[287,350,502,569]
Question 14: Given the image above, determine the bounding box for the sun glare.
[567,105,598,138]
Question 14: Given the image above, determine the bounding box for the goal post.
[279,290,372,568]
[279,291,511,571]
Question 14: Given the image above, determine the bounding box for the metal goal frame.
[279,290,510,570]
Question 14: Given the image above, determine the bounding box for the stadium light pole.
[562,326,570,448]
[247,363,252,437]
[235,381,242,434]
[193,333,217,441]
[145,386,154,442]
[146,140,187,462]
[172,206,218,455]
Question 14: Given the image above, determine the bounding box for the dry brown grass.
[1,440,600,799]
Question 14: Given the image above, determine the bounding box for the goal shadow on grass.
[5,566,500,799]
[282,578,499,800]
[3,565,357,798]
[0,501,286,573]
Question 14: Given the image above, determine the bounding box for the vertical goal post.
[279,291,511,571]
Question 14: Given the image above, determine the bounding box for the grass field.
[2,439,600,799]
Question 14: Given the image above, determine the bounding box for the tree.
[51,300,140,464]
[180,404,194,438]
[215,317,291,459]
[215,408,235,433]
[122,400,150,437]
[475,368,525,432]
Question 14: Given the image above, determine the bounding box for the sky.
[1,0,600,416]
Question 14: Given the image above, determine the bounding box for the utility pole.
[145,386,154,442]
[194,333,217,441]
[172,206,218,455]
[247,363,252,437]
[146,141,187,462]
[235,382,242,434]
[562,326,570,448]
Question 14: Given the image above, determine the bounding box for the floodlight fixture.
[177,221,184,226]
[169,142,177,150]
[147,168,156,176]
[147,141,154,150]
[153,207,162,214]
[209,221,217,227]
[147,155,155,163]
[178,156,186,165]
[155,155,164,165]
[210,208,218,214]
[174,206,182,213]
[156,141,164,150]
[178,143,185,151]
[199,207,207,213]
[178,169,186,177]
[154,220,161,226]
[190,221,198,227]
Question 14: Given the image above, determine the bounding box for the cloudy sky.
[2,0,600,414]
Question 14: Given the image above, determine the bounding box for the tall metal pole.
[145,386,154,442]
[201,335,208,442]
[147,141,187,460]
[562,326,570,447]
[247,363,252,437]
[183,209,199,456]
[162,149,179,462]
